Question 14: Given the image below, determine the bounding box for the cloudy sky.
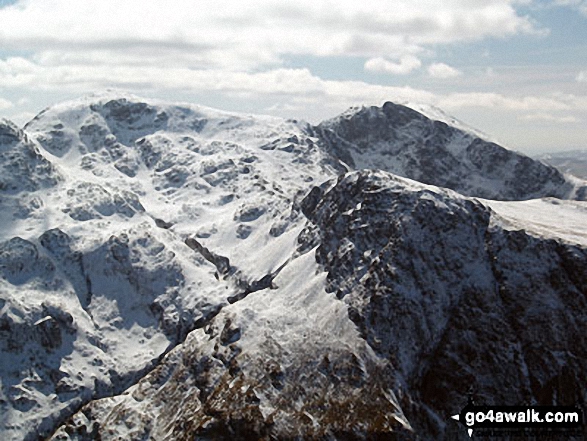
[0,0,586,154]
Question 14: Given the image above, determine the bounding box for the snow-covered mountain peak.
[316,101,585,201]
[329,101,494,143]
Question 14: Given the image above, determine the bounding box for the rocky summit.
[1,93,586,440]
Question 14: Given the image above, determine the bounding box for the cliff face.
[302,170,587,438]
[1,94,586,440]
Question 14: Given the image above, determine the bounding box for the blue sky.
[0,0,585,154]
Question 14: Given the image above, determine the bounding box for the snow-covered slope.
[404,102,498,143]
[1,93,586,440]
[486,197,587,246]
[316,102,587,201]
[23,92,341,280]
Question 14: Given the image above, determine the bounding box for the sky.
[0,0,586,154]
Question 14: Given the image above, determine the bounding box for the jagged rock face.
[302,170,587,438]
[63,182,144,221]
[316,102,579,201]
[89,98,171,145]
[50,313,410,441]
[0,119,61,193]
[303,172,495,379]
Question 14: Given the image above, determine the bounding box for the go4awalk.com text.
[451,403,583,438]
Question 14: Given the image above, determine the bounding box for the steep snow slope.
[50,248,412,440]
[402,102,499,143]
[486,197,587,246]
[1,93,586,440]
[316,102,587,201]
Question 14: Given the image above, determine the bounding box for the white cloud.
[5,111,36,126]
[364,56,422,75]
[437,92,587,111]
[0,97,13,110]
[0,0,580,152]
[578,71,587,82]
[551,0,587,16]
[519,112,579,123]
[428,63,462,79]
[0,0,555,126]
[1,57,586,118]
[0,0,541,70]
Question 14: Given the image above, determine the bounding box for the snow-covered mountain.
[317,102,587,201]
[1,93,586,440]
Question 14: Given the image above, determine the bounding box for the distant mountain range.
[538,149,587,180]
[1,93,586,440]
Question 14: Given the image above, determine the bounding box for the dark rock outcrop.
[0,119,62,194]
[302,170,587,438]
